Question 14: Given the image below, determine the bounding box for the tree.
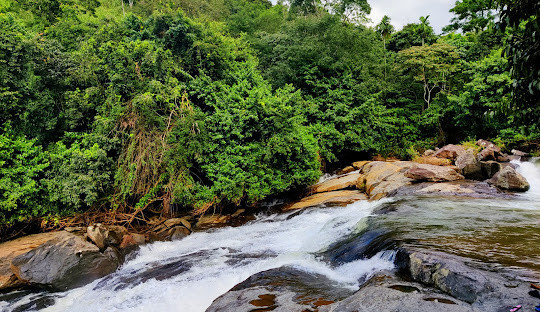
[387,22,437,52]
[376,15,394,79]
[418,15,431,46]
[399,42,460,110]
[443,0,497,33]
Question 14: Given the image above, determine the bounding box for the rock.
[414,156,451,166]
[477,148,496,161]
[488,166,530,191]
[163,218,191,231]
[11,231,121,290]
[283,190,367,211]
[393,181,509,199]
[362,162,402,194]
[480,161,501,179]
[395,247,537,309]
[497,153,510,162]
[207,267,353,312]
[0,232,66,290]
[119,233,146,250]
[405,164,465,182]
[433,145,465,160]
[511,149,528,157]
[352,161,370,170]
[476,139,501,153]
[325,272,475,312]
[170,226,190,241]
[87,224,128,250]
[338,166,356,175]
[455,150,482,179]
[424,149,435,156]
[368,172,412,200]
[311,173,363,193]
[196,215,231,228]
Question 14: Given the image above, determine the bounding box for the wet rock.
[497,153,510,162]
[338,166,356,175]
[119,233,146,250]
[480,161,501,179]
[196,215,231,229]
[87,224,128,250]
[414,156,452,166]
[511,149,529,157]
[206,267,353,312]
[362,162,402,194]
[455,150,482,179]
[488,166,530,191]
[163,218,191,231]
[476,139,501,153]
[395,247,538,310]
[433,144,466,160]
[477,148,496,161]
[311,173,363,194]
[0,232,66,290]
[325,272,476,312]
[283,190,367,211]
[368,172,412,200]
[405,164,465,182]
[11,231,121,291]
[393,181,509,198]
[170,226,191,241]
[323,230,394,265]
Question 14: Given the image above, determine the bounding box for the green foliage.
[0,123,49,225]
[387,22,438,52]
[443,0,497,33]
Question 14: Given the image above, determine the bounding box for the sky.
[366,0,456,34]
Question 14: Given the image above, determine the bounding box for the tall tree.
[376,15,394,79]
[418,15,431,46]
[443,0,497,33]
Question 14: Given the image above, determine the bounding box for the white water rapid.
[3,199,393,312]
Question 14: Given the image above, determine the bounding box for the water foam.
[7,199,392,312]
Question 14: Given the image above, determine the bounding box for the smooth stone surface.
[11,231,121,291]
[455,150,482,179]
[311,173,363,193]
[405,164,465,182]
[283,190,367,211]
[414,156,452,166]
[87,224,127,250]
[433,144,466,160]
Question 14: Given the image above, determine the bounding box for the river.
[2,159,539,312]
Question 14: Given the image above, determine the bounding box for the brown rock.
[488,166,530,192]
[433,145,466,160]
[368,172,413,200]
[119,233,146,249]
[423,149,435,156]
[311,173,363,193]
[405,164,465,182]
[362,162,402,194]
[170,227,191,241]
[283,190,367,211]
[163,218,191,231]
[477,148,496,161]
[455,150,482,179]
[511,149,528,157]
[196,215,231,228]
[480,161,501,179]
[0,232,65,290]
[497,154,510,162]
[87,224,128,250]
[476,139,501,153]
[352,161,370,170]
[414,156,452,166]
[338,166,356,175]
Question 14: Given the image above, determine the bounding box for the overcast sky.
[367,0,456,34]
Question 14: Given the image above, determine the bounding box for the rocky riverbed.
[1,140,539,311]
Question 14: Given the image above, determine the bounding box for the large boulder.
[352,160,370,170]
[393,181,509,199]
[488,166,530,191]
[311,173,363,194]
[283,190,367,211]
[433,145,465,160]
[362,162,402,194]
[455,150,482,179]
[87,224,128,250]
[0,232,65,290]
[405,164,464,182]
[477,148,496,161]
[480,161,501,179]
[11,231,121,291]
[413,156,451,166]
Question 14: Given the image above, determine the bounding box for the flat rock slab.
[311,173,363,194]
[405,164,464,182]
[393,181,511,199]
[0,232,66,290]
[283,190,367,211]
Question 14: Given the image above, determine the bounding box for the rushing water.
[2,160,539,312]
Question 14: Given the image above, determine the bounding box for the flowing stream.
[2,159,540,312]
